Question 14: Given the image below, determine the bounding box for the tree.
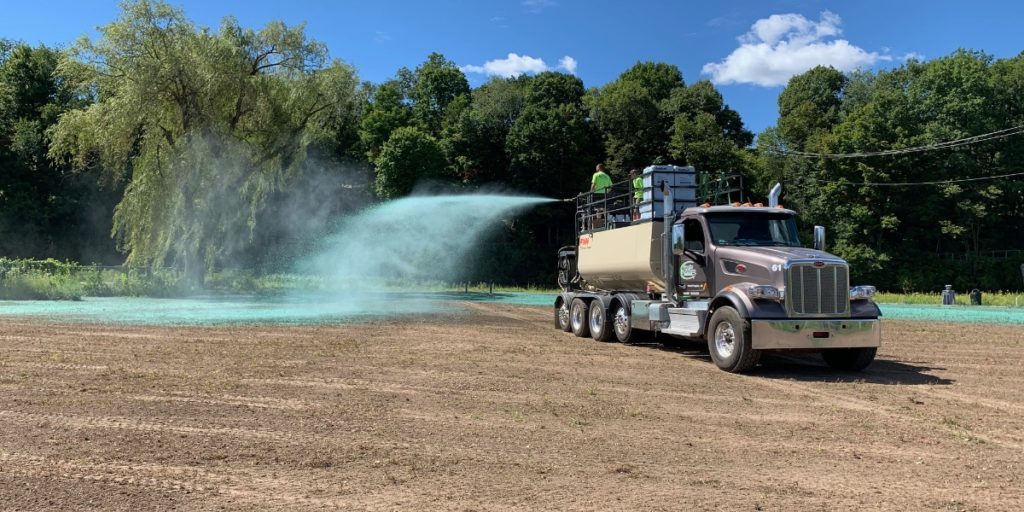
[618,61,684,103]
[669,112,743,172]
[441,76,528,184]
[588,80,663,172]
[360,80,412,160]
[0,43,119,262]
[373,126,447,199]
[588,63,685,172]
[506,73,597,197]
[662,80,753,184]
[664,80,752,147]
[759,50,1024,290]
[524,71,585,110]
[777,66,847,149]
[48,0,360,283]
[408,52,469,135]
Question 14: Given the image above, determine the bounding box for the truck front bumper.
[750,319,881,350]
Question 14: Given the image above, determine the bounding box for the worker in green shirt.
[630,168,643,220]
[590,163,612,195]
[586,163,612,230]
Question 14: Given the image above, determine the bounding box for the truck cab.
[669,205,881,371]
[554,165,882,373]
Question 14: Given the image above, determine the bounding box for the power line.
[768,124,1024,159]
[807,170,1024,187]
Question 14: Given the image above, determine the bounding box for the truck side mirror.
[813,225,826,252]
[671,223,685,255]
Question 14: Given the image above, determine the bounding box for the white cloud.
[461,53,578,78]
[522,0,557,13]
[558,55,577,74]
[703,11,890,87]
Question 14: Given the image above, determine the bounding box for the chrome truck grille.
[786,263,850,316]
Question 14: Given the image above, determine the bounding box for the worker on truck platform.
[586,163,613,230]
[590,163,612,195]
[630,168,642,220]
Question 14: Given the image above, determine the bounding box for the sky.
[2,0,1022,135]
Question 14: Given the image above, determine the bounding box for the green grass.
[0,259,190,300]
[0,258,558,300]
[876,291,1024,307]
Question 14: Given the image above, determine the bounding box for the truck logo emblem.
[680,261,697,280]
[813,260,825,268]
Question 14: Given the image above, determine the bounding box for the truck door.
[677,218,711,298]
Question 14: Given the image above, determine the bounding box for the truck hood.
[715,246,846,267]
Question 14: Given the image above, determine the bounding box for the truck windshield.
[706,212,801,247]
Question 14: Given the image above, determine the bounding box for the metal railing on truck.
[573,167,747,237]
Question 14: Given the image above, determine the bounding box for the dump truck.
[553,165,881,373]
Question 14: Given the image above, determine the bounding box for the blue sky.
[2,1,1022,135]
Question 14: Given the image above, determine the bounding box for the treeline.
[1,0,1023,290]
[752,55,1024,291]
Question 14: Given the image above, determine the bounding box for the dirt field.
[1,302,1022,511]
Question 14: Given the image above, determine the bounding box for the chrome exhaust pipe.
[768,182,782,208]
[661,180,677,303]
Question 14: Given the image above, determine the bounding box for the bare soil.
[0,302,1021,511]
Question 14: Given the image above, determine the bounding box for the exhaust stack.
[768,182,782,208]
[661,180,677,303]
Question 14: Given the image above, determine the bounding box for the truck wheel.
[612,303,648,343]
[822,347,877,371]
[613,304,634,343]
[570,298,590,338]
[554,298,572,332]
[707,306,760,373]
[589,303,616,342]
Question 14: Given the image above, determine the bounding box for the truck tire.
[554,298,572,332]
[611,302,649,344]
[589,303,616,342]
[822,347,877,371]
[570,298,590,338]
[612,303,634,343]
[707,306,760,373]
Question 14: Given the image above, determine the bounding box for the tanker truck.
[553,165,881,373]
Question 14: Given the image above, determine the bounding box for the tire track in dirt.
[242,377,420,395]
[0,362,109,371]
[749,377,1024,451]
[461,301,550,328]
[0,452,356,508]
[0,410,313,444]
[0,385,312,411]
[0,346,126,357]
[913,387,1024,412]
[126,392,311,411]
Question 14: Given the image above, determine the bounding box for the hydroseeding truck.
[553,165,881,373]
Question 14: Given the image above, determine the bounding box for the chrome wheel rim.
[714,321,736,359]
[614,307,630,338]
[558,303,570,327]
[571,303,585,331]
[589,307,603,333]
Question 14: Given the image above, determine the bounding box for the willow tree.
[48,0,360,283]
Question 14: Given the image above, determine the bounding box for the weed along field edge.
[1,301,1021,510]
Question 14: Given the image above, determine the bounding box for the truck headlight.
[746,285,782,301]
[849,285,877,301]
